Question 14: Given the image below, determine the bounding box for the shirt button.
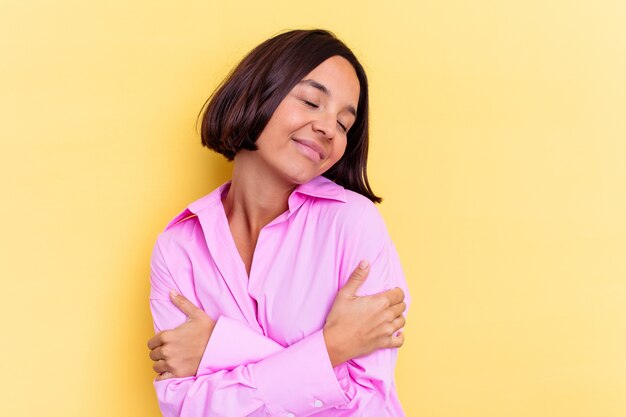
[314,400,323,408]
[286,414,295,417]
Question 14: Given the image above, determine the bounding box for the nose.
[311,113,336,140]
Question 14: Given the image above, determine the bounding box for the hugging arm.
[148,234,409,416]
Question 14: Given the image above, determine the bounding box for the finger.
[149,346,165,362]
[390,331,405,348]
[382,287,405,306]
[391,315,406,331]
[147,333,165,350]
[340,260,370,295]
[170,289,201,318]
[153,359,170,374]
[156,371,175,381]
[389,301,407,318]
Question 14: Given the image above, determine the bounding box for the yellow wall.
[1,1,625,416]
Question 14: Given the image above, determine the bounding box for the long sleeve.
[150,233,409,416]
[150,240,350,417]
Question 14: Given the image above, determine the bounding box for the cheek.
[331,138,348,163]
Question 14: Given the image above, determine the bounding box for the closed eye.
[337,121,347,132]
[302,99,319,108]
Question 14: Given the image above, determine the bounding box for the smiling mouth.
[292,138,327,161]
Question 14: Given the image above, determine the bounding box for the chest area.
[196,214,344,346]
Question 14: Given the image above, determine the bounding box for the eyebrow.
[298,79,357,117]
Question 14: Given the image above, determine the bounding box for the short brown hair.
[199,29,381,203]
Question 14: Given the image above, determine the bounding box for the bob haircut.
[199,29,381,203]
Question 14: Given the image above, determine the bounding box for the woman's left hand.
[147,290,216,381]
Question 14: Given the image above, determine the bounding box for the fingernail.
[170,289,179,297]
[359,260,369,269]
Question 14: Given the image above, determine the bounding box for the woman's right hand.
[323,260,407,367]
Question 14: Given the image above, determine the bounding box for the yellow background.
[1,0,625,416]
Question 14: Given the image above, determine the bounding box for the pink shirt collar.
[166,176,346,231]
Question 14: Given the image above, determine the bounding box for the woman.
[147,29,411,416]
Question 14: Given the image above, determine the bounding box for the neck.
[222,150,296,233]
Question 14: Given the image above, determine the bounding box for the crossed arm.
[146,234,410,416]
[148,260,406,379]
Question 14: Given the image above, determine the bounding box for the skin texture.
[247,55,359,187]
[147,56,406,380]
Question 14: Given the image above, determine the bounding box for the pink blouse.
[149,175,411,416]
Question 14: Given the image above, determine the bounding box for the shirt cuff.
[197,315,284,375]
[250,329,350,416]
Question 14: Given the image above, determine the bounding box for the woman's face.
[250,55,360,185]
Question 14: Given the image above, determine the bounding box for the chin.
[278,161,320,185]
[286,173,315,185]
[283,168,319,185]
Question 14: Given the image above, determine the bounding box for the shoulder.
[306,186,391,266]
[155,208,201,249]
[150,212,202,281]
[323,189,398,293]
[333,188,388,239]
[155,183,228,249]
[161,209,200,237]
[300,176,386,231]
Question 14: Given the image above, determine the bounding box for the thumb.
[340,260,370,295]
[169,289,201,318]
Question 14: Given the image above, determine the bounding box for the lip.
[292,138,327,161]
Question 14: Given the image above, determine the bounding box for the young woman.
[147,29,411,417]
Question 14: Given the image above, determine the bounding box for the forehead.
[298,56,360,107]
